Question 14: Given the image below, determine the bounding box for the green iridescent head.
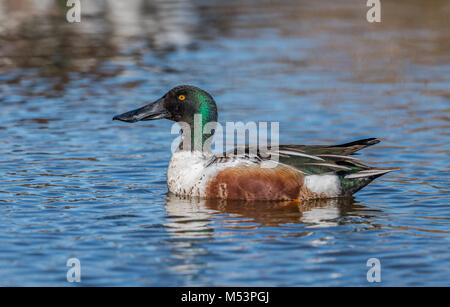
[113,85,218,150]
[161,85,218,128]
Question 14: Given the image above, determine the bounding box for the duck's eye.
[178,95,186,101]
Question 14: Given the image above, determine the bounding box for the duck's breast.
[167,151,219,198]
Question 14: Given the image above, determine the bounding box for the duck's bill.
[113,97,168,123]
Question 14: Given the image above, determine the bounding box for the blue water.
[0,0,449,286]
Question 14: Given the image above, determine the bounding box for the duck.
[113,85,397,201]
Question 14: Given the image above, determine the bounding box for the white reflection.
[164,195,214,239]
[164,194,349,239]
[302,200,340,228]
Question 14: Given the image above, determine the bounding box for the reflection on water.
[163,195,358,277]
[0,0,449,286]
[174,196,356,228]
[165,195,354,237]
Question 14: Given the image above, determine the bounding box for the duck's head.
[113,85,218,127]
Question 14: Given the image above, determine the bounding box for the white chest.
[167,151,214,198]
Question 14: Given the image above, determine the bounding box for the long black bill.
[113,97,167,123]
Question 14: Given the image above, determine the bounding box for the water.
[0,0,449,286]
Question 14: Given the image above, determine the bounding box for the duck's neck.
[178,113,217,153]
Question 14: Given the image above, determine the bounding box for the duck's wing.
[208,138,397,194]
[280,137,381,156]
[276,138,382,175]
[210,138,380,173]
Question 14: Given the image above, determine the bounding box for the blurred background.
[0,0,449,286]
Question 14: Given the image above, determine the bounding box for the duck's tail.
[280,137,399,196]
[339,167,399,195]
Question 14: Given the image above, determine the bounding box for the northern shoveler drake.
[113,85,397,201]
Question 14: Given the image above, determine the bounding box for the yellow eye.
[178,95,186,101]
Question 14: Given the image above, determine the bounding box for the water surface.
[0,0,449,286]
